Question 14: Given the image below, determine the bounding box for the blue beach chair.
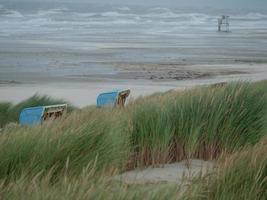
[19,104,67,126]
[97,89,130,108]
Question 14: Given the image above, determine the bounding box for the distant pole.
[218,18,222,32]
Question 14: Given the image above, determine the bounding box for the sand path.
[114,159,215,184]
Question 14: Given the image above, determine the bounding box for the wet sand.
[107,62,251,80]
[0,63,266,107]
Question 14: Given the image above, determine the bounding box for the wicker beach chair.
[19,104,67,126]
[97,89,130,108]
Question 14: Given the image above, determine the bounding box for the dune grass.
[127,81,267,167]
[184,136,267,200]
[0,81,266,199]
[130,100,174,167]
[0,137,266,200]
[0,169,181,200]
[0,108,129,180]
[0,102,12,128]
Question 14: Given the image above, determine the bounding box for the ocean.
[0,4,267,80]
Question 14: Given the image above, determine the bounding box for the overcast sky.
[1,0,267,10]
[91,0,266,8]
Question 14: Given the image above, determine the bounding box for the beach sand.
[1,63,266,107]
[113,159,215,184]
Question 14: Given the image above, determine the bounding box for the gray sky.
[92,0,266,8]
[61,0,267,9]
[1,0,266,10]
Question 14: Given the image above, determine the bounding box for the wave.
[33,8,69,17]
[0,5,24,18]
[2,10,23,18]
[232,13,267,20]
[100,11,139,18]
[117,7,131,11]
[1,5,267,27]
[0,5,212,21]
[148,7,173,13]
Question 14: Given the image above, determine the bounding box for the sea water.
[0,3,267,81]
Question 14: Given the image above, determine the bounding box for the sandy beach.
[1,63,267,107]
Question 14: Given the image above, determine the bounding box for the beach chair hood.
[97,89,130,107]
[19,106,45,126]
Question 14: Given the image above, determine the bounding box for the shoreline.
[1,63,267,107]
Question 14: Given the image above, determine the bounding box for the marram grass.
[0,81,266,199]
[127,81,267,167]
[0,102,12,128]
[0,108,129,180]
[183,136,267,200]
[0,136,266,200]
